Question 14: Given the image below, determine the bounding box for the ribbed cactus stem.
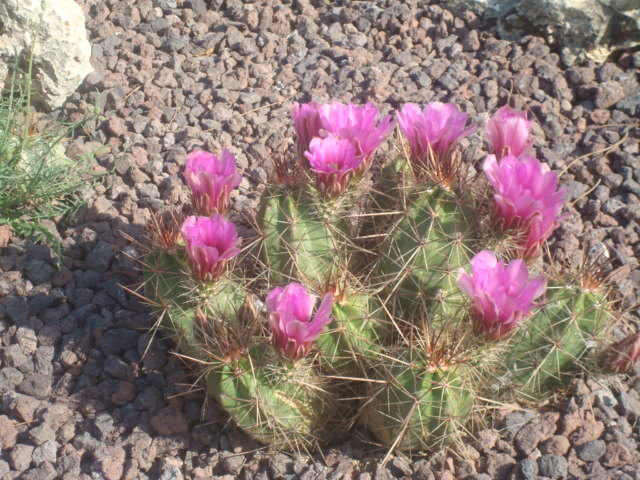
[378,185,477,315]
[316,291,387,375]
[363,349,474,451]
[205,347,342,450]
[257,186,348,286]
[497,281,610,402]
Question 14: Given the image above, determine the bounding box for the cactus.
[497,280,611,402]
[257,185,350,286]
[138,100,632,455]
[363,349,474,451]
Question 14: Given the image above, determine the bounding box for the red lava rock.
[476,429,498,454]
[93,445,126,480]
[601,442,633,467]
[514,413,558,456]
[106,116,128,137]
[150,406,189,436]
[482,453,516,480]
[594,81,625,109]
[0,416,17,450]
[541,435,571,456]
[590,109,611,124]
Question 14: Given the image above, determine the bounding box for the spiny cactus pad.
[140,102,630,455]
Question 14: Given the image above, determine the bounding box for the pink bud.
[304,136,363,197]
[181,215,241,281]
[266,283,333,359]
[457,250,547,338]
[483,154,565,259]
[486,107,533,160]
[606,333,640,374]
[397,102,475,165]
[184,150,242,216]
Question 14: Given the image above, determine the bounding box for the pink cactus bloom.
[184,149,242,216]
[397,102,476,165]
[483,154,565,259]
[266,283,334,359]
[457,250,547,339]
[292,101,394,173]
[607,333,640,374]
[291,102,323,158]
[304,136,363,197]
[486,107,533,160]
[181,215,241,281]
[318,102,395,168]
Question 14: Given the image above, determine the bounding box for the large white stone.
[447,0,640,65]
[0,0,93,110]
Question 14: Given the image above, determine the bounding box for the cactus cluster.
[141,102,638,453]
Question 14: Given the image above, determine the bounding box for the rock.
[17,374,52,399]
[537,455,567,479]
[516,459,538,480]
[594,81,626,109]
[150,407,189,436]
[541,435,571,456]
[577,439,606,461]
[32,439,57,464]
[0,0,93,110]
[0,415,17,450]
[601,442,633,467]
[445,0,640,65]
[514,414,557,456]
[93,445,126,480]
[28,424,56,445]
[10,444,34,472]
[484,453,516,480]
[618,389,640,421]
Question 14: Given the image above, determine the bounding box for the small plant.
[0,49,100,257]
[141,101,636,454]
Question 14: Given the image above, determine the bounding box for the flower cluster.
[181,149,242,281]
[292,101,394,196]
[266,283,333,359]
[483,108,564,258]
[457,250,547,338]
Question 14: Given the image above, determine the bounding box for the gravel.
[0,0,639,479]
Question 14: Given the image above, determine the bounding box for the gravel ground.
[1,1,640,479]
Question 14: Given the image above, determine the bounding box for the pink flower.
[266,283,334,359]
[486,107,533,160]
[292,101,394,173]
[397,102,475,165]
[483,154,565,259]
[181,215,241,281]
[304,137,363,197]
[318,102,394,169]
[292,102,323,158]
[606,333,640,374]
[457,251,547,338]
[184,149,242,216]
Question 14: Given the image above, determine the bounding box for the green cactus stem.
[205,346,343,450]
[257,185,350,286]
[497,281,611,402]
[363,349,474,451]
[377,185,477,315]
[316,290,387,375]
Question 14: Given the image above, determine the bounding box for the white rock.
[0,0,93,110]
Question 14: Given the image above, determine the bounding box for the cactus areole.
[141,102,629,454]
